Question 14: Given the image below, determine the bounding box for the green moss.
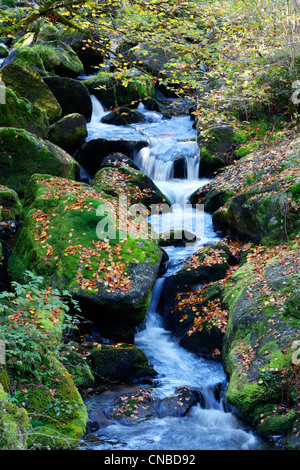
[84,71,156,108]
[233,141,260,158]
[0,63,61,122]
[0,384,28,450]
[0,86,49,137]
[31,42,84,78]
[258,410,296,437]
[0,128,79,195]
[0,184,22,221]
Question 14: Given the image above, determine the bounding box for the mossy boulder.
[30,41,84,78]
[190,136,300,244]
[1,47,47,76]
[0,86,49,137]
[0,184,22,221]
[92,163,171,211]
[84,71,156,109]
[8,174,162,342]
[47,113,87,155]
[197,125,235,176]
[61,349,94,389]
[43,76,92,121]
[101,107,145,126]
[89,344,157,383]
[222,240,300,448]
[0,45,8,58]
[0,384,28,450]
[0,128,80,195]
[0,63,61,123]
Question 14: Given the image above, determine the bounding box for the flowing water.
[78,95,270,451]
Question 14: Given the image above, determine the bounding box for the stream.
[78,93,269,451]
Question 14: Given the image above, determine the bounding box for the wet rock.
[101,107,145,126]
[78,138,149,175]
[0,128,79,195]
[47,113,87,155]
[89,344,158,383]
[43,76,92,122]
[0,63,61,123]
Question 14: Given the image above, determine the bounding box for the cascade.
[79,95,269,451]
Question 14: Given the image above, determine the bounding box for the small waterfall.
[90,94,108,122]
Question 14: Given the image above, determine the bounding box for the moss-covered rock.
[222,240,300,448]
[30,41,84,78]
[0,45,8,58]
[84,71,156,109]
[47,113,87,155]
[92,163,171,211]
[2,47,48,76]
[0,184,22,221]
[0,128,80,195]
[197,125,235,176]
[0,384,28,450]
[0,86,49,137]
[89,344,157,383]
[43,76,92,121]
[0,63,61,123]
[61,348,94,389]
[8,174,162,342]
[190,135,300,244]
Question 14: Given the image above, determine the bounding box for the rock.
[156,386,200,418]
[197,125,235,176]
[84,71,156,109]
[0,384,28,450]
[78,138,149,175]
[47,113,87,155]
[1,47,47,76]
[0,45,8,58]
[89,344,157,383]
[0,63,61,123]
[61,348,95,389]
[222,240,300,448]
[8,175,162,341]
[100,153,140,171]
[190,136,300,244]
[0,184,22,222]
[30,41,84,78]
[92,164,172,211]
[0,128,80,195]
[43,76,92,122]
[0,86,49,138]
[158,230,196,247]
[101,107,145,126]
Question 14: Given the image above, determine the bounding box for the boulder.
[0,86,49,138]
[47,113,87,155]
[1,47,47,76]
[30,41,84,78]
[84,71,156,109]
[101,107,145,126]
[78,138,149,175]
[0,184,22,221]
[0,385,28,450]
[43,76,92,121]
[222,240,300,448]
[0,128,80,195]
[89,344,157,383]
[190,136,300,244]
[92,163,171,211]
[8,175,162,342]
[0,63,61,123]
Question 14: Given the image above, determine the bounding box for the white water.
[80,96,269,451]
